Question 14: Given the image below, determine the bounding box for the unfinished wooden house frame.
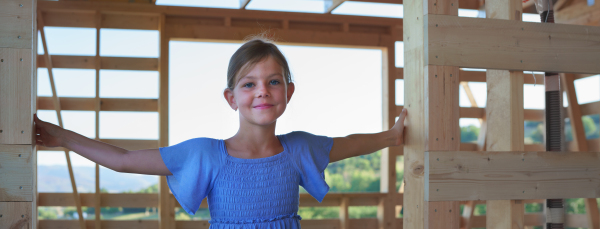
[1,0,599,228]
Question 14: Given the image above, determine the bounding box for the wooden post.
[562,73,600,229]
[379,42,397,229]
[0,0,37,228]
[403,0,461,227]
[484,1,525,227]
[94,10,102,229]
[158,13,175,229]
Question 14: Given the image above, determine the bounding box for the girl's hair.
[227,37,292,90]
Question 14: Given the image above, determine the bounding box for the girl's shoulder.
[280,131,332,150]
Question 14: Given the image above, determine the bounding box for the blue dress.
[159,131,333,229]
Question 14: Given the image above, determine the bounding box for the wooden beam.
[555,1,600,25]
[239,0,251,9]
[426,150,600,201]
[38,1,402,27]
[37,55,159,71]
[427,15,600,74]
[0,145,34,201]
[563,73,588,151]
[325,0,345,13]
[37,97,158,112]
[581,101,600,116]
[94,10,102,229]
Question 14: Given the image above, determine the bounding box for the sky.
[35,1,600,175]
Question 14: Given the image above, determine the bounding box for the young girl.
[34,38,408,228]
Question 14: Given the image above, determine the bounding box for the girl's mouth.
[254,104,274,109]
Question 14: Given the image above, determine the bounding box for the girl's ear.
[223,88,238,111]
[286,82,295,103]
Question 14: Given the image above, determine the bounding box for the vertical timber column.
[0,0,37,229]
[485,0,525,228]
[404,0,460,228]
[158,14,175,229]
[379,42,397,229]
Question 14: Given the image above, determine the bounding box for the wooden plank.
[38,55,159,71]
[0,48,34,144]
[37,97,158,112]
[426,150,600,201]
[0,0,34,49]
[102,12,159,30]
[41,11,96,28]
[0,145,34,201]
[586,198,600,229]
[325,0,345,13]
[39,220,159,229]
[38,193,159,208]
[427,15,600,74]
[167,23,393,48]
[0,202,33,229]
[555,1,600,26]
[340,197,349,229]
[562,74,588,151]
[465,213,590,228]
[581,101,600,116]
[38,1,402,26]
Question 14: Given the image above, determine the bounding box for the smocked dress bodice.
[207,140,301,227]
[159,131,334,229]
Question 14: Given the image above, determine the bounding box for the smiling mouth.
[254,104,274,109]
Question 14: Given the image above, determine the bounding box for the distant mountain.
[38,165,158,193]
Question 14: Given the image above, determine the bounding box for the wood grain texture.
[37,55,158,71]
[0,145,34,201]
[427,15,600,74]
[0,202,33,229]
[0,48,34,144]
[0,0,34,49]
[37,97,158,112]
[426,150,600,201]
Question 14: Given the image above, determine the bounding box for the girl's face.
[224,56,295,127]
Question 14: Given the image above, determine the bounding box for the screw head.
[451,3,454,6]
[1,59,3,62]
[436,55,438,58]
[434,3,437,5]
[18,36,21,39]
[21,130,24,134]
[20,58,23,61]
[436,24,438,27]
[21,215,24,218]
[435,209,437,212]
[0,129,3,133]
[437,189,439,191]
[19,4,23,7]
[450,74,452,77]
[20,186,23,189]
[436,138,438,141]
[18,154,21,157]
[451,137,454,140]
[435,75,438,78]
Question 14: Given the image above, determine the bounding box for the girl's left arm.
[329,108,407,163]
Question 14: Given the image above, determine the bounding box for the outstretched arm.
[329,108,407,163]
[34,114,172,176]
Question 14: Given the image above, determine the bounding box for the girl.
[34,38,408,228]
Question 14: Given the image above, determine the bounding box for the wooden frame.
[23,1,600,229]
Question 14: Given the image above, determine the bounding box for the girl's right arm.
[34,114,172,176]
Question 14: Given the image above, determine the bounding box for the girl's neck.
[225,122,283,159]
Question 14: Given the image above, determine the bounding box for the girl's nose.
[256,84,270,98]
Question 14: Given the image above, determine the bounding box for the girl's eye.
[243,83,254,88]
[270,80,280,85]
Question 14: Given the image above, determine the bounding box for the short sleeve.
[159,138,223,215]
[284,131,334,202]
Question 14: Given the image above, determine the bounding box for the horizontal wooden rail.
[38,55,158,71]
[38,218,396,229]
[37,97,158,112]
[427,15,600,74]
[462,213,589,228]
[395,106,545,121]
[425,150,600,201]
[38,192,402,208]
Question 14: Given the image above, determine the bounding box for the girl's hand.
[34,114,65,148]
[390,108,407,146]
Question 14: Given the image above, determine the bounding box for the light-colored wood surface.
[37,55,158,71]
[0,145,34,201]
[37,97,158,112]
[426,150,600,201]
[0,202,33,229]
[555,1,600,25]
[0,48,34,144]
[562,73,588,151]
[427,15,600,74]
[94,10,101,229]
[0,0,34,49]
[340,197,349,229]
